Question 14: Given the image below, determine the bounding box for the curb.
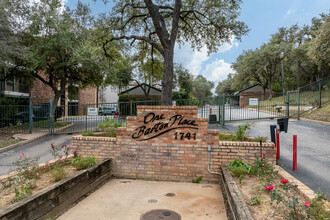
[298,118,330,126]
[0,133,49,154]
[275,165,316,201]
[0,123,74,154]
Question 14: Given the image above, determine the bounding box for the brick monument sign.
[72,105,275,182]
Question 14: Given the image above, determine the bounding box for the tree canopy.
[105,0,248,105]
[228,13,330,95]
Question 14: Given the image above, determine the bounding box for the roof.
[119,83,162,95]
[233,85,270,95]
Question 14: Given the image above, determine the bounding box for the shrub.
[81,131,94,136]
[252,155,275,176]
[219,132,234,141]
[97,117,122,132]
[12,153,40,179]
[51,165,67,182]
[10,185,32,204]
[71,156,97,170]
[250,136,268,142]
[229,158,253,183]
[105,127,116,137]
[232,123,253,141]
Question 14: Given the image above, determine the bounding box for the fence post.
[85,105,88,132]
[222,95,225,126]
[319,80,322,108]
[297,88,300,120]
[258,97,260,119]
[49,97,53,135]
[130,100,133,116]
[29,98,33,133]
[218,97,221,123]
[286,92,290,118]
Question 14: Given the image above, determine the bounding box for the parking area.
[58,179,228,220]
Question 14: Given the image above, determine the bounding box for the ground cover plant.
[81,117,123,137]
[0,143,97,210]
[0,134,22,149]
[219,123,267,142]
[228,156,329,219]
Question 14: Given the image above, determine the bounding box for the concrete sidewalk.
[58,179,228,220]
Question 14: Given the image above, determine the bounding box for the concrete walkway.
[58,179,228,220]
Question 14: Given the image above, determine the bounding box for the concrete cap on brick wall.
[72,135,117,142]
[219,141,274,147]
[137,106,198,110]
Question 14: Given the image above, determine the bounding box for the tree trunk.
[161,48,174,105]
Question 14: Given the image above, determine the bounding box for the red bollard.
[293,135,297,171]
[276,129,280,159]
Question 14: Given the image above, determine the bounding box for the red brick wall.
[77,87,98,115]
[72,106,276,182]
[239,92,274,108]
[30,78,55,104]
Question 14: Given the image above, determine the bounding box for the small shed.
[233,85,274,108]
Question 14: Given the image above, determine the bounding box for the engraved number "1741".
[174,132,196,140]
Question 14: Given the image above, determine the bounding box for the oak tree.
[107,0,248,105]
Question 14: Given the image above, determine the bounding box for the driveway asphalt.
[0,135,72,176]
[214,119,330,197]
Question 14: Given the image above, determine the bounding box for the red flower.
[263,154,266,156]
[60,156,63,159]
[21,152,24,155]
[20,156,22,158]
[281,179,288,184]
[266,185,275,190]
[264,165,267,168]
[305,202,310,207]
[75,148,77,151]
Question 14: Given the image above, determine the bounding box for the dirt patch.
[0,134,22,149]
[0,165,78,211]
[233,174,311,220]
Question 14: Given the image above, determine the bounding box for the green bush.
[71,156,97,170]
[81,131,94,136]
[250,136,268,142]
[10,185,32,204]
[232,123,252,141]
[219,132,234,141]
[230,166,249,176]
[52,165,67,182]
[105,127,117,137]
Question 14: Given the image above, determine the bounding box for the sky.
[65,0,330,87]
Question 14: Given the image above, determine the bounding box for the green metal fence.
[1,77,328,134]
[288,76,330,119]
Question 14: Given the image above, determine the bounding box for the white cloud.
[286,9,295,16]
[202,59,234,83]
[174,43,209,75]
[174,36,238,76]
